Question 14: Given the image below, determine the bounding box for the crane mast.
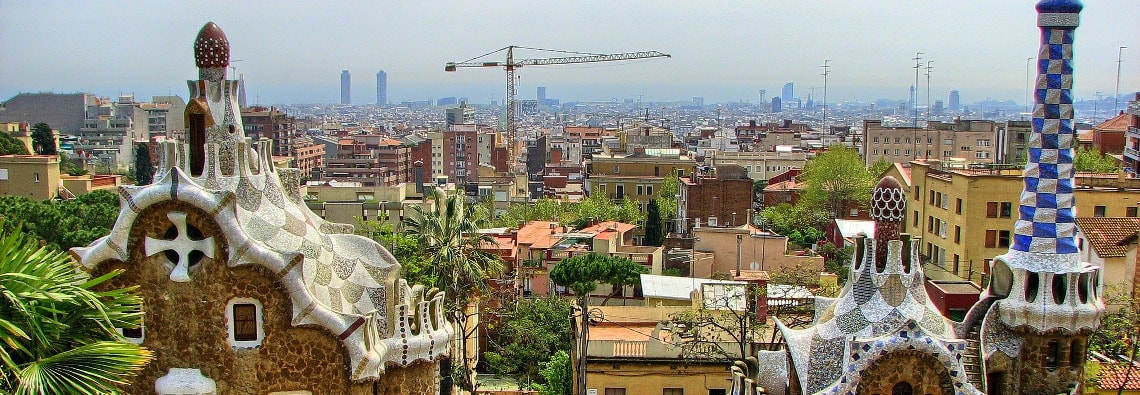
[446,46,670,172]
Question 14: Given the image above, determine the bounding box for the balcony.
[1125,146,1140,161]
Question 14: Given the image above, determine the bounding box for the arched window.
[891,381,913,395]
[1026,272,1040,303]
[1070,340,1083,369]
[1045,340,1060,369]
[1051,273,1067,304]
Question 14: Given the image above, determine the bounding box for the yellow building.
[885,160,1140,284]
[585,148,697,222]
[0,155,60,200]
[582,306,735,395]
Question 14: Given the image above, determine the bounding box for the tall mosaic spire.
[1011,0,1082,256]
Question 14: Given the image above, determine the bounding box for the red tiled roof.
[1075,217,1139,258]
[763,179,801,191]
[1098,363,1140,390]
[1094,112,1132,132]
[579,221,635,235]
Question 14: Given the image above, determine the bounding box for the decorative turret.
[185,22,244,176]
[970,2,1103,393]
[988,0,1101,335]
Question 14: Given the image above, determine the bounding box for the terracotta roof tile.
[1094,112,1132,132]
[1075,217,1139,258]
[1098,363,1140,390]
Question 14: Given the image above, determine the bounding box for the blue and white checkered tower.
[990,0,1102,348]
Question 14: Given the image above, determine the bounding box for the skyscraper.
[340,69,350,105]
[376,70,387,105]
[771,97,782,112]
[781,82,794,103]
[537,86,546,102]
[948,90,961,112]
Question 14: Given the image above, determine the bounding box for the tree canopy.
[483,296,572,390]
[490,193,645,230]
[0,190,121,251]
[644,199,664,246]
[0,133,29,155]
[134,144,154,186]
[800,145,875,219]
[1073,147,1120,173]
[549,253,647,303]
[31,123,56,155]
[402,188,504,392]
[0,222,151,394]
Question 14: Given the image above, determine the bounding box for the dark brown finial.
[871,176,906,268]
[194,22,229,69]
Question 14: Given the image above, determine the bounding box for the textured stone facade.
[855,350,952,395]
[92,199,439,395]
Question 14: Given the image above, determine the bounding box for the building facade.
[862,119,999,166]
[71,23,447,394]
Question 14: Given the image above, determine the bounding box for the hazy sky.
[2,1,1137,106]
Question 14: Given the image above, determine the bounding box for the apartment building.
[862,119,999,166]
[889,160,1140,283]
[705,149,808,181]
[585,148,697,214]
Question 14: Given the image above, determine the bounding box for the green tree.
[31,123,56,155]
[1073,147,1120,173]
[550,253,647,395]
[0,223,152,394]
[134,144,154,186]
[0,190,121,251]
[534,350,571,395]
[0,133,29,155]
[356,220,436,287]
[402,189,505,393]
[483,296,572,390]
[869,156,893,178]
[756,203,830,243]
[657,171,680,227]
[800,145,875,219]
[817,242,853,285]
[644,199,664,246]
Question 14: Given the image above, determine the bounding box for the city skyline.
[1,1,1137,105]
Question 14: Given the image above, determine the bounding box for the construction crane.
[445,46,670,169]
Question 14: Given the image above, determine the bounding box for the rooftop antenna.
[912,52,924,159]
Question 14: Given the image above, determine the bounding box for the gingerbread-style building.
[71,22,451,394]
[751,2,1104,394]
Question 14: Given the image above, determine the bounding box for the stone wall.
[855,350,952,395]
[93,200,440,394]
[1013,330,1086,395]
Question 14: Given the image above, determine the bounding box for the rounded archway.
[855,349,953,395]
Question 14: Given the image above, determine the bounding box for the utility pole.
[925,61,933,159]
[821,59,831,133]
[913,52,924,159]
[1116,46,1127,115]
[925,61,933,122]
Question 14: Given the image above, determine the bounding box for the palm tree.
[403,188,504,392]
[0,222,151,394]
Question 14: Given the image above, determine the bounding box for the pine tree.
[31,122,56,155]
[645,199,664,246]
[134,144,154,186]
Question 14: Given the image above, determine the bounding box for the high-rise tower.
[781,82,794,103]
[340,69,351,105]
[948,90,961,112]
[376,70,387,105]
[962,1,1104,393]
